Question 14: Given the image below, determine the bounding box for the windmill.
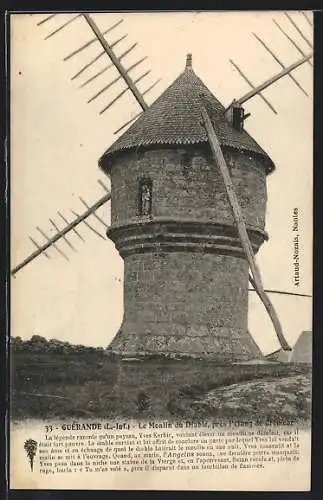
[11,12,313,358]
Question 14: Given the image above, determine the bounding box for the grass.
[11,348,312,422]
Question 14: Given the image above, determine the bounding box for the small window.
[138,178,152,216]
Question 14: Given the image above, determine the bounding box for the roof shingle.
[99,57,275,173]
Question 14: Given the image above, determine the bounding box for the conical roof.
[99,55,275,173]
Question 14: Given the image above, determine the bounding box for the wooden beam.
[78,40,135,86]
[230,59,277,114]
[252,33,309,96]
[87,56,148,103]
[114,111,143,134]
[11,192,110,276]
[37,14,56,26]
[71,210,106,240]
[36,227,69,261]
[272,19,312,67]
[49,218,77,252]
[301,11,313,27]
[100,70,151,115]
[78,197,109,228]
[201,107,291,351]
[63,19,124,61]
[83,13,148,112]
[45,14,81,40]
[284,12,313,48]
[237,53,312,106]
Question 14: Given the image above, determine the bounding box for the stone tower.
[99,55,275,361]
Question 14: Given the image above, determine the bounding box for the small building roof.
[291,330,312,364]
[99,55,275,173]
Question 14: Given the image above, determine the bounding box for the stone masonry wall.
[109,146,267,231]
[123,251,248,334]
[108,250,261,360]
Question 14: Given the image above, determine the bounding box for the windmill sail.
[11,187,111,276]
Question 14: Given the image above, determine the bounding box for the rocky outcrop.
[188,374,312,423]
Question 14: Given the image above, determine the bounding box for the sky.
[10,11,313,355]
